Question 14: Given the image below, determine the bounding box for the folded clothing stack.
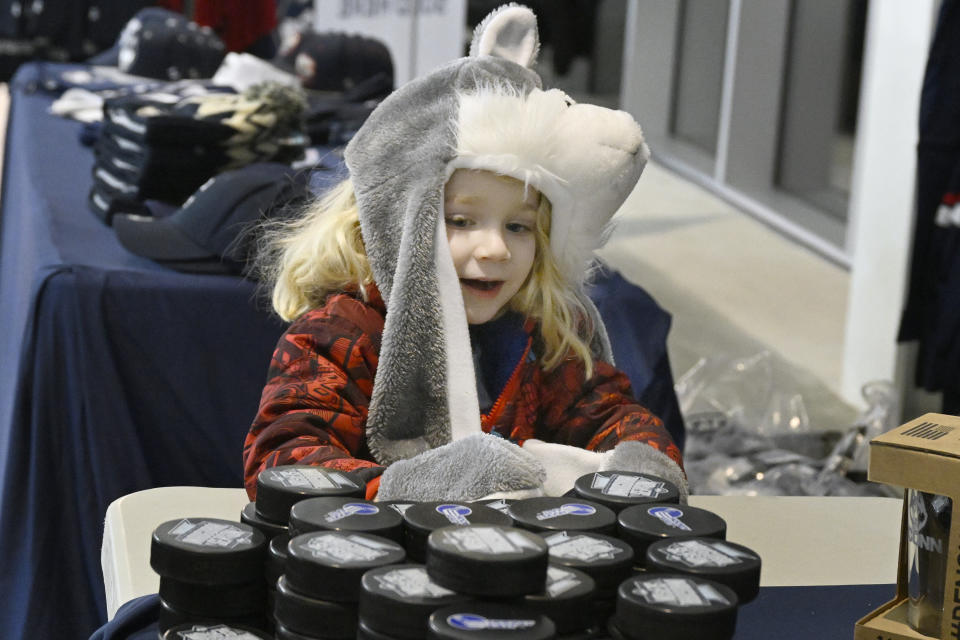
[89,81,309,224]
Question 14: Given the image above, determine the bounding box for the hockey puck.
[256,465,365,524]
[520,565,596,634]
[274,575,357,639]
[161,623,272,639]
[428,602,556,640]
[612,574,738,640]
[289,497,404,542]
[266,533,290,590]
[159,576,266,617]
[151,518,267,584]
[540,531,634,597]
[359,564,472,639]
[573,471,679,512]
[426,525,548,597]
[242,501,289,538]
[404,502,513,562]
[645,538,761,603]
[508,498,616,534]
[618,504,727,561]
[285,530,406,602]
[158,598,267,634]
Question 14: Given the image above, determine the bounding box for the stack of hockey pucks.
[644,538,761,604]
[150,518,269,632]
[539,531,634,601]
[289,497,405,543]
[358,564,471,640]
[425,525,549,597]
[572,471,680,513]
[274,530,406,639]
[609,574,739,640]
[401,502,513,562]
[243,465,366,539]
[507,497,617,535]
[618,504,727,562]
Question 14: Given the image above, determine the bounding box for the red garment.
[158,0,277,51]
[243,289,683,500]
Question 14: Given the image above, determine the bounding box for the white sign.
[314,0,467,85]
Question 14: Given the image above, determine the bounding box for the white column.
[840,0,938,407]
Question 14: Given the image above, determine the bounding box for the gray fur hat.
[344,4,650,466]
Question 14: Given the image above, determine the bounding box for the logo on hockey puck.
[437,504,473,525]
[447,614,536,631]
[648,506,692,531]
[536,503,596,520]
[592,473,668,498]
[169,520,254,548]
[324,502,380,522]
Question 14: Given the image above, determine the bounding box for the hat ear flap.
[469,3,539,69]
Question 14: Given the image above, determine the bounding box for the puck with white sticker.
[359,564,472,639]
[404,502,513,562]
[612,574,738,640]
[520,565,596,635]
[161,623,272,640]
[426,525,549,597]
[540,531,634,597]
[159,576,266,618]
[241,501,288,538]
[255,465,365,524]
[273,574,357,639]
[645,538,761,603]
[150,518,267,584]
[158,598,267,635]
[508,498,616,535]
[618,504,727,561]
[289,496,404,543]
[266,533,290,591]
[573,471,679,512]
[285,530,406,602]
[428,601,556,640]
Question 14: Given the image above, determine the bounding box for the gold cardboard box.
[855,413,960,640]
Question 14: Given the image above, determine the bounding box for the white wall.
[840,0,938,407]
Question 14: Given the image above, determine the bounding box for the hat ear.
[469,3,539,69]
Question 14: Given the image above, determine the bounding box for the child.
[243,4,685,502]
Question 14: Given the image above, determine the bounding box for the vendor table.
[0,63,683,640]
[101,489,903,638]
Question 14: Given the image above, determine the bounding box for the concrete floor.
[599,161,859,433]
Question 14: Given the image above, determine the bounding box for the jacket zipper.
[481,336,533,428]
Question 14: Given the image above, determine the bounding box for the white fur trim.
[455,88,649,286]
[522,439,612,496]
[469,4,539,68]
[435,204,483,441]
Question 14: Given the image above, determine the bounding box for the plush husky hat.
[344,3,650,465]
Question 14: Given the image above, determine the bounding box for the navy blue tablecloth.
[91,584,896,640]
[0,62,683,640]
[0,64,287,640]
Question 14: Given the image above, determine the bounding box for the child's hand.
[377,433,546,501]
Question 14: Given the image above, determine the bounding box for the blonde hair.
[259,176,596,378]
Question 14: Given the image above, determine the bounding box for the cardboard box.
[856,413,960,640]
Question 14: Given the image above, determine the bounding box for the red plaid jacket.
[243,289,683,500]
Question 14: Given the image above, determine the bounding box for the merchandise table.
[101,490,904,639]
[0,63,683,640]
